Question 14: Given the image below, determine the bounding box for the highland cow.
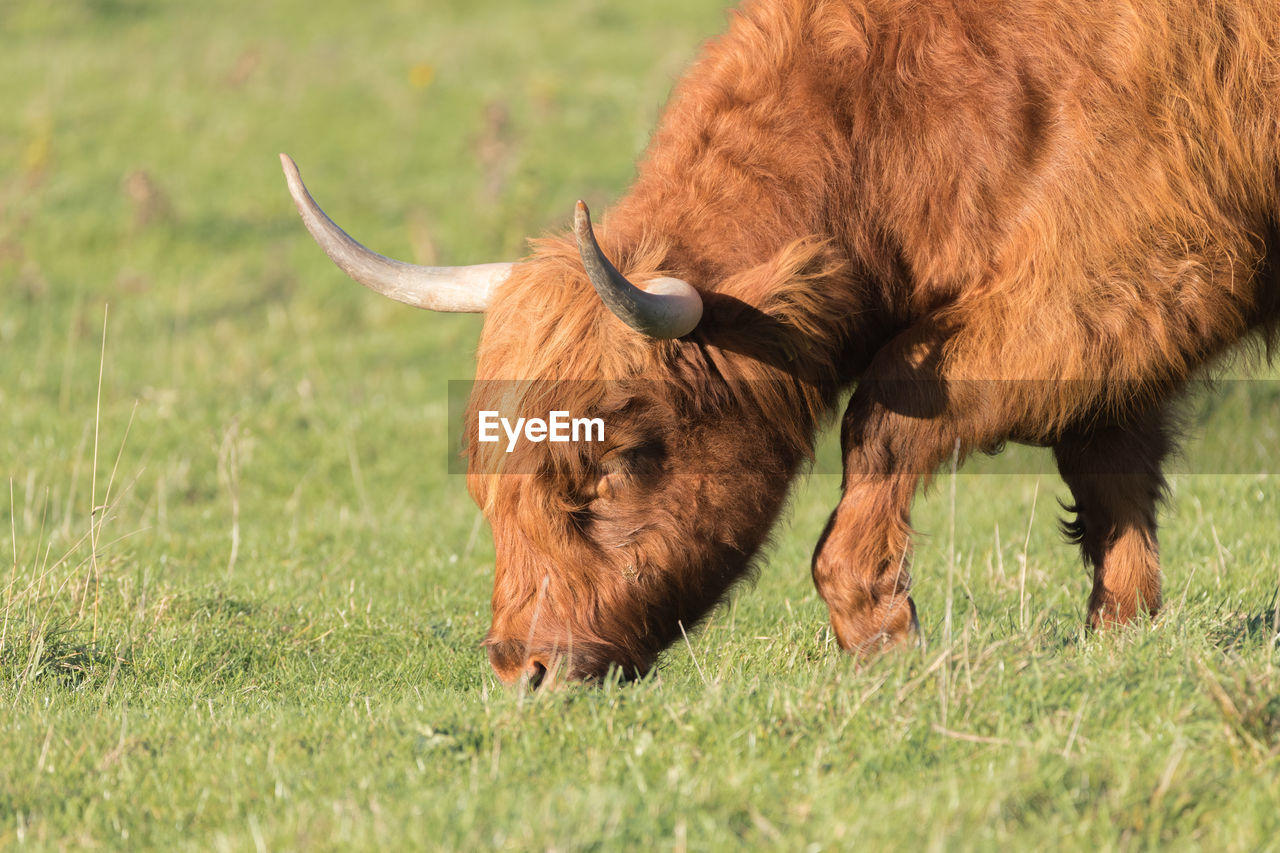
[283,0,1280,684]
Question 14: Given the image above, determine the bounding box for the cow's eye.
[594,440,665,501]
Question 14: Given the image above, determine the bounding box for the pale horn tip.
[279,151,305,198]
[573,200,591,237]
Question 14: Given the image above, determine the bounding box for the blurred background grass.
[2,0,1279,849]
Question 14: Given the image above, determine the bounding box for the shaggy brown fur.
[466,0,1280,682]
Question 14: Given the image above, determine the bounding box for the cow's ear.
[706,237,854,362]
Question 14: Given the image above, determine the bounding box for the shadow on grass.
[1208,605,1280,651]
[1,622,125,690]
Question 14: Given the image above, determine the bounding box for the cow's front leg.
[1052,407,1173,628]
[811,328,979,654]
[811,460,922,654]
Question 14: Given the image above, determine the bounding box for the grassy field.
[3,0,1279,849]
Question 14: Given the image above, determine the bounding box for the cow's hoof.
[831,594,920,656]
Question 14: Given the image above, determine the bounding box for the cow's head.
[282,155,844,685]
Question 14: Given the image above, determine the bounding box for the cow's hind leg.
[1052,407,1174,628]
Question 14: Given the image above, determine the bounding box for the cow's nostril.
[485,638,558,687]
[525,657,548,689]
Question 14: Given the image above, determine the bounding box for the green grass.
[3,0,1279,849]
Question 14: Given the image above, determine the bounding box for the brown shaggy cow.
[283,0,1280,684]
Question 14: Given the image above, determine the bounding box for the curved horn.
[280,153,511,312]
[574,201,702,339]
